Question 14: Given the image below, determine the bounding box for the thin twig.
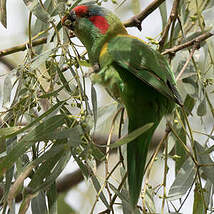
[0,37,47,57]
[124,0,166,30]
[105,107,123,201]
[100,172,128,214]
[143,124,170,211]
[176,43,198,81]
[159,0,180,50]
[162,32,213,55]
[161,135,168,213]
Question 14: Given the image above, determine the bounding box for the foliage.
[0,0,214,213]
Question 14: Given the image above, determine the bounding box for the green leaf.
[195,141,214,185]
[57,66,74,94]
[109,123,154,148]
[193,183,205,214]
[202,6,214,34]
[0,0,7,28]
[159,1,167,30]
[31,191,48,214]
[204,179,213,210]
[47,182,57,214]
[109,183,134,213]
[0,127,21,138]
[168,157,196,200]
[145,187,156,213]
[91,173,111,210]
[175,95,195,174]
[183,94,196,116]
[38,85,64,98]
[2,101,65,139]
[0,114,66,176]
[72,153,89,178]
[91,84,98,130]
[23,0,50,22]
[3,75,12,107]
[197,98,207,116]
[28,149,70,193]
[30,47,57,71]
[90,143,105,161]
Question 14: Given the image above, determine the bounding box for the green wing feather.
[106,35,183,106]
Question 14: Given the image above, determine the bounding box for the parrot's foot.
[92,63,100,73]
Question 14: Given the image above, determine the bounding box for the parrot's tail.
[127,122,159,209]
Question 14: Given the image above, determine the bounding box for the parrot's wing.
[107,35,183,106]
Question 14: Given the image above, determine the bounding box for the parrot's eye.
[69,11,76,22]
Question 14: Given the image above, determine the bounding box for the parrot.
[62,2,183,209]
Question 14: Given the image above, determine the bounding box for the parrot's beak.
[61,11,76,31]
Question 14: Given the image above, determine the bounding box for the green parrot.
[62,2,182,209]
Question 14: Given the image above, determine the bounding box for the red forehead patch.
[89,16,109,34]
[73,5,88,16]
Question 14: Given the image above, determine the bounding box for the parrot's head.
[62,2,127,63]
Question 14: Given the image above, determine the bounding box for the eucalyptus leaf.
[197,98,207,116]
[47,182,57,214]
[193,183,205,214]
[159,1,167,30]
[204,179,213,210]
[2,101,65,139]
[27,149,66,192]
[57,193,75,214]
[195,141,214,185]
[0,127,21,138]
[0,114,66,176]
[145,187,156,213]
[3,75,12,107]
[168,157,196,200]
[109,183,134,213]
[23,0,50,22]
[31,191,48,214]
[109,123,154,148]
[30,47,57,71]
[202,6,214,33]
[91,173,111,210]
[91,84,97,130]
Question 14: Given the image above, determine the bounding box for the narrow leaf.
[0,127,21,138]
[23,0,50,22]
[0,115,66,176]
[159,1,167,30]
[31,191,48,214]
[47,182,57,214]
[197,98,207,116]
[109,123,154,148]
[2,101,65,139]
[109,183,134,213]
[91,174,111,210]
[195,141,214,185]
[91,84,97,130]
[168,157,196,200]
[193,183,205,214]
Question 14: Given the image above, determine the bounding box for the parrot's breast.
[91,64,125,102]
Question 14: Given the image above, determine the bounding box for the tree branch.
[0,37,47,57]
[124,0,166,30]
[159,0,180,50]
[162,32,213,55]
